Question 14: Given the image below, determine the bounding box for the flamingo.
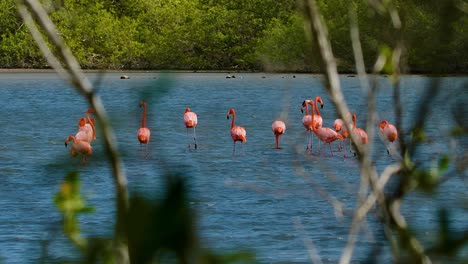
[379,120,398,153]
[301,100,313,151]
[333,112,352,153]
[272,120,286,149]
[352,113,368,145]
[311,101,344,157]
[64,135,92,163]
[312,96,324,151]
[184,107,198,149]
[226,108,246,155]
[83,108,96,141]
[379,120,398,143]
[75,108,96,143]
[312,96,324,129]
[137,101,151,145]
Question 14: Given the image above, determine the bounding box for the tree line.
[1,0,467,73]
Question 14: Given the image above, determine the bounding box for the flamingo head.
[333,119,343,131]
[379,120,388,130]
[301,100,311,113]
[78,117,86,127]
[185,107,191,113]
[86,108,94,114]
[64,135,74,147]
[316,96,324,109]
[227,108,235,119]
[139,101,146,108]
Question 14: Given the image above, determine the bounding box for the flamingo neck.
[230,113,236,129]
[315,98,321,116]
[305,103,309,116]
[141,104,147,128]
[275,134,279,149]
[86,111,96,139]
[311,102,316,131]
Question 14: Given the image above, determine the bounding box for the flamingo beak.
[64,142,68,147]
[227,115,229,120]
[321,103,324,109]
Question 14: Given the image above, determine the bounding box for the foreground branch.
[18,0,129,261]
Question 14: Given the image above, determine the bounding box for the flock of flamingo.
[64,98,398,162]
[296,96,398,157]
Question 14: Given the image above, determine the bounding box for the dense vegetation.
[1,0,467,73]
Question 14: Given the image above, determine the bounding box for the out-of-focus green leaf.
[127,173,198,264]
[438,155,450,173]
[54,171,94,249]
[411,127,427,142]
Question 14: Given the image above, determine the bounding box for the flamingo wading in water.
[75,108,96,143]
[272,120,286,149]
[64,135,92,164]
[310,101,344,157]
[379,120,398,153]
[301,100,313,151]
[227,108,246,155]
[352,113,368,145]
[333,112,352,153]
[184,107,198,149]
[137,101,151,146]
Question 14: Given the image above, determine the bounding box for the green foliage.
[255,15,316,72]
[1,0,467,72]
[54,171,94,249]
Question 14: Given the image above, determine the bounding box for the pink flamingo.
[312,96,324,151]
[312,96,324,129]
[379,120,398,143]
[75,108,95,143]
[311,101,344,157]
[352,113,368,145]
[272,120,286,149]
[64,135,92,163]
[184,107,198,149]
[227,108,246,155]
[379,120,398,153]
[83,108,96,141]
[137,101,151,145]
[301,100,313,151]
[333,112,352,153]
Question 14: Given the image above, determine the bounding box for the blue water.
[0,72,466,263]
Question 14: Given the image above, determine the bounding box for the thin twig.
[17,0,129,261]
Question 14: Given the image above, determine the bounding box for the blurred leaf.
[438,155,450,173]
[414,169,438,193]
[127,173,197,264]
[411,127,427,142]
[54,171,94,249]
[379,45,394,75]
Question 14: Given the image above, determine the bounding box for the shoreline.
[0,68,466,76]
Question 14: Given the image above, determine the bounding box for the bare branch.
[17,0,129,261]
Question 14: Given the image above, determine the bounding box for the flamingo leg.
[306,131,313,153]
[193,127,197,149]
[187,128,190,149]
[317,137,321,153]
[329,143,333,156]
